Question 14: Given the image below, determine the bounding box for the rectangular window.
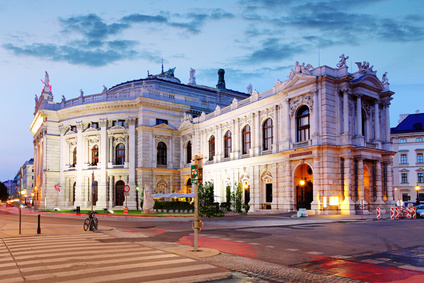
[417,138,423,142]
[71,125,77,132]
[91,122,99,129]
[400,138,406,143]
[156,119,168,125]
[400,154,407,164]
[401,173,408,184]
[418,153,423,163]
[418,173,424,183]
[112,120,126,127]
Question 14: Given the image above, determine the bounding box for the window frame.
[209,135,215,161]
[157,141,167,166]
[262,118,273,151]
[116,143,125,165]
[418,173,424,183]
[418,153,423,164]
[242,125,251,155]
[92,145,99,165]
[401,173,408,184]
[186,141,192,164]
[224,131,232,158]
[400,154,407,164]
[296,105,310,142]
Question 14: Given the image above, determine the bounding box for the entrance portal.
[295,164,313,210]
[115,180,125,206]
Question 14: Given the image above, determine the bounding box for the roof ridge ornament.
[288,61,314,79]
[355,61,377,76]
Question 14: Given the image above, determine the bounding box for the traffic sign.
[124,185,130,193]
[191,165,198,183]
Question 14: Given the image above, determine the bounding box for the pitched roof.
[391,113,424,134]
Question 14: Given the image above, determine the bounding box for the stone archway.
[295,163,314,210]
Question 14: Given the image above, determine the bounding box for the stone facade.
[30,60,394,215]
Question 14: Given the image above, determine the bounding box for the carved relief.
[289,92,314,117]
[261,171,272,183]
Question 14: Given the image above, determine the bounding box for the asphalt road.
[2,210,424,282]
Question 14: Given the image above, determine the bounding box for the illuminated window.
[116,143,125,165]
[418,153,423,164]
[157,142,167,165]
[400,138,406,143]
[263,118,273,151]
[209,136,215,161]
[156,119,168,125]
[418,173,424,183]
[417,138,423,142]
[91,122,99,129]
[242,125,251,155]
[297,105,310,142]
[72,148,77,166]
[224,131,231,158]
[400,154,407,164]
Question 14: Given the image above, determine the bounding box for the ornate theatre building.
[30,56,395,215]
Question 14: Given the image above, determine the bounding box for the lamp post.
[299,179,306,209]
[136,186,139,211]
[415,184,420,206]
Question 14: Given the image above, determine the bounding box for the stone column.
[375,161,383,203]
[271,163,278,208]
[286,99,292,146]
[356,94,362,136]
[341,157,355,214]
[59,126,66,206]
[234,118,240,159]
[343,90,349,134]
[231,119,236,160]
[128,118,136,208]
[273,104,280,153]
[384,102,391,143]
[357,159,365,205]
[217,124,222,162]
[75,122,84,207]
[386,163,395,204]
[374,102,381,143]
[255,110,260,156]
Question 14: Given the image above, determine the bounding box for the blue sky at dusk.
[1,0,424,181]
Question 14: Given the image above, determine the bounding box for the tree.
[0,182,9,201]
[198,181,223,218]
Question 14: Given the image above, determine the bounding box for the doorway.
[115,180,125,206]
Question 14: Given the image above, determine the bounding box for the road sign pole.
[194,181,199,251]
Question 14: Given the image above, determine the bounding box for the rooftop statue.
[164,67,176,76]
[103,85,107,93]
[80,89,84,96]
[336,54,349,68]
[382,72,389,84]
[189,68,196,84]
[35,94,39,105]
[44,71,49,86]
[355,61,377,75]
[247,83,252,94]
[288,61,313,79]
[61,95,66,103]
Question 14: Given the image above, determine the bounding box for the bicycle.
[83,211,98,231]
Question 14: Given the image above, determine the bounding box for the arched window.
[263,118,273,151]
[224,131,232,158]
[92,145,99,165]
[116,143,125,165]
[72,148,77,166]
[242,125,251,155]
[157,142,167,165]
[209,135,215,161]
[296,106,310,142]
[186,141,192,164]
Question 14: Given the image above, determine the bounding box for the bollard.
[37,214,41,234]
[376,207,381,220]
[390,207,395,220]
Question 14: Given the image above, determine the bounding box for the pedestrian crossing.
[0,233,229,283]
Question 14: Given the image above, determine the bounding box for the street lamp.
[136,186,139,211]
[415,184,420,206]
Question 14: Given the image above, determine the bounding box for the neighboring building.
[2,180,14,198]
[30,57,395,215]
[21,158,35,204]
[391,112,424,204]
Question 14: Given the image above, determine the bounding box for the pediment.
[84,127,99,133]
[153,123,176,131]
[399,168,409,172]
[351,75,384,91]
[110,125,125,130]
[282,74,315,91]
[178,120,193,131]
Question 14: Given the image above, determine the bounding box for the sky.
[1,0,424,181]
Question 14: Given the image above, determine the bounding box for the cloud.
[60,14,129,41]
[120,14,168,24]
[237,38,307,64]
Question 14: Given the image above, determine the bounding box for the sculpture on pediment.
[80,89,84,96]
[355,61,377,75]
[246,83,252,94]
[182,113,193,123]
[103,85,107,93]
[35,94,39,105]
[189,68,196,84]
[165,67,176,76]
[382,72,389,84]
[61,95,66,103]
[336,54,349,68]
[288,61,314,79]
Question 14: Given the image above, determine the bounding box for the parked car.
[416,205,424,218]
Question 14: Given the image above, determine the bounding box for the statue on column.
[189,68,196,84]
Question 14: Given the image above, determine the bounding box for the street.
[2,208,424,282]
